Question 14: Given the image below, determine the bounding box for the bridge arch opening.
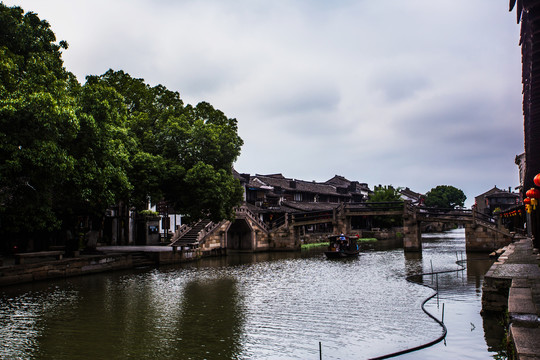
[227,219,253,251]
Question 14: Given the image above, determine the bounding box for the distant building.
[239,173,370,210]
[400,187,424,205]
[511,0,540,244]
[475,186,520,216]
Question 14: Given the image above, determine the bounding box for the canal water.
[0,229,506,359]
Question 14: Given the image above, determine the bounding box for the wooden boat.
[324,234,360,259]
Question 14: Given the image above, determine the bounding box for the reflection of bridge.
[171,201,514,255]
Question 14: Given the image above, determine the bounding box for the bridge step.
[171,219,212,246]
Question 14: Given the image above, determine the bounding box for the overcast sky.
[4,0,524,207]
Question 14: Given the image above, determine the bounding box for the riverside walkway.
[482,237,540,359]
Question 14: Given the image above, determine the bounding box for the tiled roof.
[281,201,338,212]
[486,191,520,199]
[475,187,502,199]
[325,175,351,187]
[250,174,346,196]
[400,187,423,200]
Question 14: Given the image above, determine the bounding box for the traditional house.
[475,186,520,216]
[400,187,424,205]
[235,173,370,232]
[511,1,540,244]
[242,173,370,210]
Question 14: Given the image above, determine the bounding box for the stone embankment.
[482,237,540,359]
[0,246,216,287]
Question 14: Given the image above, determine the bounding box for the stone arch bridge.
[170,202,514,255]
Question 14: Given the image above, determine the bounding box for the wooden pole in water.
[319,341,322,360]
[442,303,445,324]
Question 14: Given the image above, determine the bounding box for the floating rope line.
[368,259,467,360]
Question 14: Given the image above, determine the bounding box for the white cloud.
[4,0,524,206]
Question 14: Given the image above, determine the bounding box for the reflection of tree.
[177,277,244,359]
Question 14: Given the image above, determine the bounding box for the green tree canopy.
[424,185,466,209]
[0,4,244,243]
[367,185,403,203]
[0,4,78,233]
[89,70,244,222]
[367,185,403,228]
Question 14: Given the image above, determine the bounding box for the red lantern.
[524,197,531,204]
[526,188,540,199]
[534,173,540,187]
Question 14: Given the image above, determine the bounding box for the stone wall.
[199,218,295,252]
[298,233,330,245]
[465,224,513,252]
[255,230,271,251]
[403,216,421,252]
[201,222,230,251]
[0,254,133,286]
[482,274,513,312]
[269,226,299,250]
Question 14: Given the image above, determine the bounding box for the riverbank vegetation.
[0,4,243,249]
[301,238,377,249]
[301,242,329,249]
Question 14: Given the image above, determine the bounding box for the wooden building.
[241,173,370,210]
[511,0,540,245]
[475,186,521,216]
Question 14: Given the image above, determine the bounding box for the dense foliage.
[424,185,466,209]
[367,185,403,203]
[367,185,403,228]
[0,4,243,244]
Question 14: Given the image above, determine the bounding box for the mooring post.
[442,303,445,324]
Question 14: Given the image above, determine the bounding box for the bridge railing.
[170,223,191,244]
[472,210,498,227]
[416,206,472,217]
[289,202,406,226]
[413,206,500,227]
[345,201,405,212]
[197,221,223,244]
[236,206,270,232]
[291,210,334,225]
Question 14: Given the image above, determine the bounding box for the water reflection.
[176,277,243,359]
[0,229,507,359]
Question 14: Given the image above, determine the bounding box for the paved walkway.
[97,245,174,253]
[487,237,540,359]
[0,245,174,267]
